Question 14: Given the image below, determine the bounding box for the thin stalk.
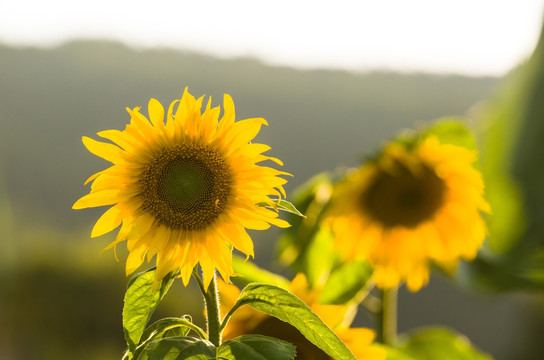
[192,268,222,346]
[341,279,377,328]
[377,286,398,345]
[205,274,222,346]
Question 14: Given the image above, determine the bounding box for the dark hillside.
[0,40,499,230]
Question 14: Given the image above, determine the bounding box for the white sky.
[1,0,543,76]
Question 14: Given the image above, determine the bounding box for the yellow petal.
[83,166,118,186]
[219,223,254,258]
[175,88,198,127]
[91,206,123,238]
[166,99,181,134]
[198,248,215,289]
[240,206,290,229]
[83,170,104,186]
[131,215,155,239]
[232,209,271,230]
[256,155,284,166]
[200,102,220,140]
[246,143,272,156]
[82,136,122,164]
[177,245,195,274]
[125,245,147,275]
[405,265,430,292]
[205,235,234,282]
[148,98,165,128]
[73,189,121,209]
[90,173,123,192]
[127,107,153,134]
[217,94,236,133]
[102,217,134,254]
[312,304,346,329]
[267,216,290,228]
[227,118,267,149]
[147,225,171,258]
[336,328,386,360]
[178,264,194,287]
[97,130,133,151]
[156,250,179,280]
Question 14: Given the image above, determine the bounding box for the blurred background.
[1,1,544,359]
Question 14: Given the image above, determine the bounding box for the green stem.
[378,286,398,345]
[219,300,241,334]
[193,268,222,346]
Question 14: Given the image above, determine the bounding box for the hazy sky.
[1,0,543,76]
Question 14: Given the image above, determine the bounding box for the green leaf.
[232,256,290,289]
[298,226,335,288]
[226,283,356,360]
[131,317,208,360]
[123,267,176,356]
[141,335,295,360]
[477,18,544,257]
[320,260,373,305]
[274,199,306,218]
[218,335,296,360]
[141,337,215,360]
[460,19,544,292]
[373,345,415,360]
[420,118,477,150]
[275,172,336,281]
[397,327,492,360]
[479,66,529,255]
[258,199,305,218]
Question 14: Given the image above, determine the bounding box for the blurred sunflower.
[219,274,386,360]
[73,89,289,288]
[325,136,489,291]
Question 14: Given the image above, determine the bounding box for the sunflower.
[73,89,290,288]
[325,136,489,291]
[218,274,386,360]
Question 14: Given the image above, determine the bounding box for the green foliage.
[275,171,375,300]
[224,283,357,360]
[298,227,335,287]
[139,337,215,360]
[123,268,300,360]
[275,199,306,218]
[258,199,305,218]
[123,268,177,356]
[320,260,373,305]
[419,118,478,150]
[234,253,372,314]
[129,317,207,360]
[382,347,416,360]
[232,256,290,289]
[216,335,296,360]
[139,335,295,360]
[269,170,375,312]
[461,17,544,292]
[395,327,492,360]
[276,172,337,286]
[479,68,529,255]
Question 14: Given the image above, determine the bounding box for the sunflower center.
[139,144,232,231]
[161,162,210,205]
[361,161,446,228]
